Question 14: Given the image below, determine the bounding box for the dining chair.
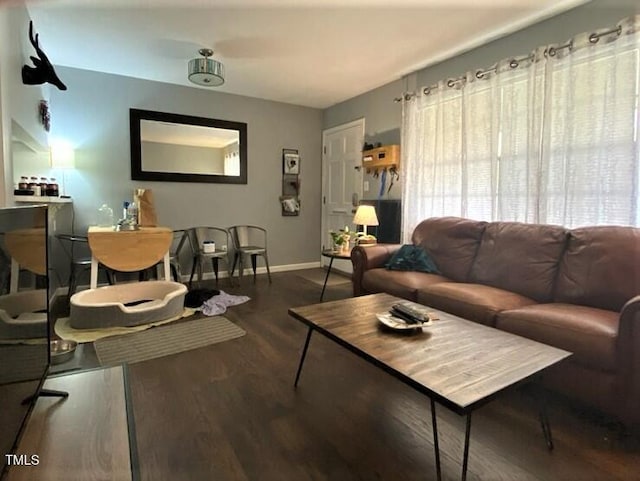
[228,225,272,284]
[188,227,233,287]
[56,233,113,296]
[155,229,191,282]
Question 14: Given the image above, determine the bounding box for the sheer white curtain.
[402,15,640,238]
[401,81,463,239]
[540,16,640,226]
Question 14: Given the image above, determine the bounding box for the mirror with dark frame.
[0,206,50,478]
[130,109,247,184]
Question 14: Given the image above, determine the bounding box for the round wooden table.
[87,226,172,289]
[320,248,351,302]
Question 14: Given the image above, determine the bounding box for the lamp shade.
[353,205,379,226]
[49,142,75,169]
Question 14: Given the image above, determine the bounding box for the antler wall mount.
[21,21,67,91]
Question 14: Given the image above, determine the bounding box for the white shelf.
[14,196,72,204]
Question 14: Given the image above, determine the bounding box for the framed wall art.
[281,149,300,216]
[283,149,300,175]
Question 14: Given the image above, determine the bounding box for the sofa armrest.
[618,295,640,424]
[351,244,402,297]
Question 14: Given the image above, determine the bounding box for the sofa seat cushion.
[417,283,537,326]
[496,303,618,372]
[362,268,450,301]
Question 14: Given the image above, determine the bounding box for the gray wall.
[0,5,50,206]
[0,5,74,295]
[50,67,323,268]
[323,0,639,203]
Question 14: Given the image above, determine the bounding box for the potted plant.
[329,226,351,252]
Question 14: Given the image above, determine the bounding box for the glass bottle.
[126,201,138,225]
[39,177,48,196]
[49,178,59,197]
[29,176,40,196]
[97,204,114,227]
[18,177,28,190]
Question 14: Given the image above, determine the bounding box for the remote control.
[390,307,423,325]
[389,308,422,325]
[391,303,426,323]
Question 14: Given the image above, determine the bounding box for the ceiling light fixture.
[188,48,224,87]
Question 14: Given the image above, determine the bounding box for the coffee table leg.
[461,413,472,481]
[320,257,334,302]
[535,386,554,450]
[294,327,314,388]
[540,409,553,451]
[431,399,473,481]
[430,399,442,481]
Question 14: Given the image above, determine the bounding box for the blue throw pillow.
[385,245,440,274]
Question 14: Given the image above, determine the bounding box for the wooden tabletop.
[289,293,571,414]
[4,228,46,275]
[321,248,352,260]
[88,226,172,272]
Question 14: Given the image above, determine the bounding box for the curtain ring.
[423,87,431,95]
[447,79,455,88]
[548,46,557,57]
[475,70,484,79]
[589,33,599,44]
[509,59,519,69]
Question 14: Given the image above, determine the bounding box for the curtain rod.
[393,52,533,102]
[394,23,624,102]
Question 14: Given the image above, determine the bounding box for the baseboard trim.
[65,261,322,290]
[50,286,68,305]
[180,261,321,282]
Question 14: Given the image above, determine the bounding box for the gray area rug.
[296,270,351,287]
[94,316,246,366]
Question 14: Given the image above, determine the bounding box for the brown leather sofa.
[351,216,640,425]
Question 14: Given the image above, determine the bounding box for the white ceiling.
[24,0,587,109]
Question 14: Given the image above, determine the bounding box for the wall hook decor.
[281,148,301,216]
[22,21,67,91]
[39,100,50,132]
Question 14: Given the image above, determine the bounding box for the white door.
[321,119,364,273]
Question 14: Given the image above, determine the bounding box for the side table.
[320,248,351,302]
[87,226,172,289]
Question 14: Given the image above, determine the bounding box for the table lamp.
[49,141,75,196]
[353,205,379,244]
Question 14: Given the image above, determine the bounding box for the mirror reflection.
[141,121,240,176]
[0,206,49,376]
[0,206,49,471]
[130,109,247,184]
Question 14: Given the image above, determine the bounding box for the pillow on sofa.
[385,245,440,273]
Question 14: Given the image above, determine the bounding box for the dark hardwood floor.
[63,270,640,480]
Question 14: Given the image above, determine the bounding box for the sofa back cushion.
[554,226,640,311]
[469,222,568,302]
[412,217,486,282]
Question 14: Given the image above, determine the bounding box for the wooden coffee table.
[289,293,571,481]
